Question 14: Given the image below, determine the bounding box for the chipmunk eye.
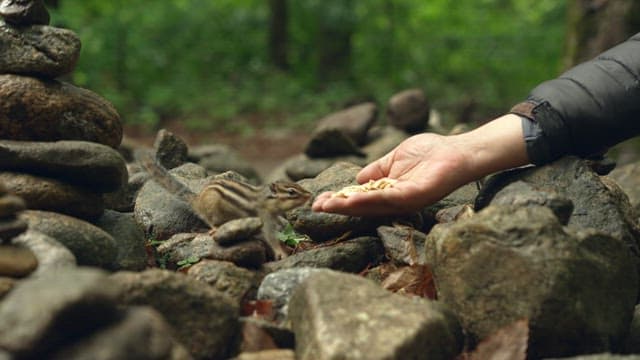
[287,188,297,196]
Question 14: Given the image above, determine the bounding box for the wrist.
[456,114,530,181]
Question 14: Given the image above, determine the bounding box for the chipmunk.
[140,154,311,259]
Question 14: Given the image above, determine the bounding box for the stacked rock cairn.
[0,0,127,277]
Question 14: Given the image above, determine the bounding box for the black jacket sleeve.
[510,32,640,165]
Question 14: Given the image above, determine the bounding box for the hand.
[311,114,529,216]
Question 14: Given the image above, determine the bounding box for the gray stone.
[264,236,385,274]
[284,154,367,181]
[11,229,76,276]
[0,75,122,148]
[188,259,259,305]
[110,269,240,360]
[386,88,430,134]
[50,306,192,360]
[546,355,640,360]
[304,128,364,158]
[289,270,463,360]
[134,163,211,240]
[0,23,80,78]
[213,217,263,246]
[0,172,104,220]
[232,349,295,360]
[190,144,260,184]
[0,0,49,25]
[312,102,378,145]
[362,125,409,162]
[426,205,638,358]
[488,180,574,224]
[377,224,427,265]
[20,210,117,269]
[0,276,14,299]
[158,233,267,269]
[0,140,127,192]
[153,129,189,170]
[0,268,120,357]
[0,193,24,218]
[93,210,147,271]
[0,244,37,277]
[476,157,640,257]
[103,170,148,212]
[257,267,327,321]
[609,161,640,216]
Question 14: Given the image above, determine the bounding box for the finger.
[316,189,416,216]
[311,191,334,211]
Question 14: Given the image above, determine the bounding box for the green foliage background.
[49,0,566,131]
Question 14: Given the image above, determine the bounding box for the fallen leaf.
[381,264,437,299]
[460,319,529,360]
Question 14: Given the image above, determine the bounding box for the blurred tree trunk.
[268,0,289,70]
[316,1,354,82]
[564,0,640,68]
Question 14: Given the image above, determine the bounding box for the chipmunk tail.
[137,151,197,203]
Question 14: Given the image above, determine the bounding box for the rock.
[0,140,127,192]
[361,126,409,162]
[0,268,121,358]
[304,128,364,158]
[289,269,463,360]
[609,161,640,215]
[158,233,267,269]
[283,154,367,181]
[487,180,574,224]
[0,76,122,148]
[0,0,49,25]
[188,259,260,305]
[153,129,189,170]
[232,349,295,360]
[257,267,327,321]
[288,162,418,241]
[0,172,104,220]
[0,276,14,298]
[190,144,261,184]
[20,210,117,269]
[93,210,147,271]
[239,317,294,349]
[134,163,212,240]
[0,244,37,277]
[11,229,76,276]
[476,157,640,257]
[626,304,640,353]
[426,205,638,358]
[386,88,430,134]
[311,102,378,146]
[110,269,240,360]
[377,224,427,265]
[0,23,80,78]
[50,306,192,360]
[0,193,25,217]
[434,204,475,224]
[103,170,148,212]
[0,215,27,241]
[264,236,385,274]
[546,355,640,360]
[213,217,263,246]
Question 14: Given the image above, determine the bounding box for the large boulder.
[426,205,638,358]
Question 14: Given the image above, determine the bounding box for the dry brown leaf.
[381,265,437,299]
[463,319,529,360]
[240,321,278,353]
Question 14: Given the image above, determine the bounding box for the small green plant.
[147,239,164,247]
[277,223,310,247]
[176,256,201,270]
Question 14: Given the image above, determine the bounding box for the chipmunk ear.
[269,183,278,194]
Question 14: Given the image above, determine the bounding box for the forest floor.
[124,121,311,178]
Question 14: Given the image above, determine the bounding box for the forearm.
[511,32,640,164]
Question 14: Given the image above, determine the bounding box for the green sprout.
[277,223,310,247]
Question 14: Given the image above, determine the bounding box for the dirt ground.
[124,123,310,178]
